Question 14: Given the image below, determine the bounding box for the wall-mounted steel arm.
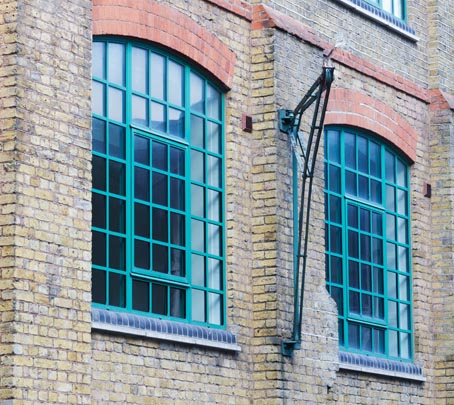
[279,66,334,356]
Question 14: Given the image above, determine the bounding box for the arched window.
[91,38,225,327]
[324,127,412,360]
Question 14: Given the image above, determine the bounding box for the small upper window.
[91,38,226,328]
[325,127,412,360]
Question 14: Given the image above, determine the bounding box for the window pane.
[349,291,360,314]
[132,280,149,312]
[357,136,368,174]
[208,156,221,187]
[109,272,125,307]
[345,170,356,195]
[134,203,150,238]
[190,72,204,113]
[207,122,221,154]
[208,190,221,222]
[398,218,407,243]
[208,292,222,325]
[327,130,340,163]
[208,223,221,256]
[396,159,406,187]
[108,43,125,86]
[399,274,409,301]
[370,179,381,204]
[387,242,397,269]
[385,151,395,182]
[151,52,165,100]
[109,197,125,233]
[358,175,368,199]
[191,115,204,148]
[348,230,358,258]
[398,246,408,272]
[171,212,185,246]
[360,208,370,232]
[170,147,185,175]
[191,219,205,252]
[170,288,185,318]
[108,87,124,123]
[400,332,410,359]
[373,267,384,294]
[132,95,148,126]
[152,141,168,171]
[191,254,205,286]
[361,264,372,291]
[152,208,168,242]
[329,165,340,193]
[389,301,398,326]
[330,225,342,254]
[109,236,125,270]
[93,42,105,79]
[388,272,397,298]
[348,260,359,288]
[360,234,371,262]
[374,329,385,354]
[331,256,343,284]
[348,323,360,348]
[92,118,106,153]
[135,239,150,269]
[151,102,166,132]
[332,286,344,314]
[134,135,150,165]
[152,172,168,206]
[168,60,184,106]
[92,193,106,229]
[170,178,185,211]
[109,123,125,159]
[344,133,356,169]
[92,269,106,304]
[192,289,205,322]
[372,237,383,265]
[207,84,221,120]
[191,150,204,183]
[169,108,184,138]
[386,214,396,240]
[208,258,221,289]
[132,46,147,94]
[92,231,106,266]
[389,330,398,357]
[135,167,150,201]
[109,161,125,196]
[371,212,382,235]
[400,303,409,329]
[191,185,205,217]
[152,284,167,315]
[369,142,380,177]
[92,81,105,116]
[170,248,185,277]
[347,205,358,228]
[362,326,372,351]
[152,244,168,273]
[330,195,341,224]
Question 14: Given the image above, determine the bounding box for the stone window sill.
[91,308,241,352]
[339,351,425,381]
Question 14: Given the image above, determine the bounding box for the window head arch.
[91,37,226,327]
[325,126,412,360]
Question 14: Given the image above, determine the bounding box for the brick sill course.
[339,351,425,382]
[92,307,241,352]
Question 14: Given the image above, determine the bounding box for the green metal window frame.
[91,37,226,328]
[324,126,413,360]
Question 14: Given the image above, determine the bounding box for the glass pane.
[108,43,125,86]
[357,136,368,174]
[152,172,168,206]
[191,150,204,183]
[134,203,150,238]
[208,156,221,187]
[369,142,380,177]
[92,231,106,266]
[331,256,343,284]
[370,179,381,204]
[397,189,407,215]
[169,108,184,138]
[170,147,185,175]
[208,292,222,325]
[396,159,406,187]
[330,195,341,224]
[134,135,150,165]
[132,46,147,93]
[371,212,382,235]
[362,326,372,351]
[374,296,384,319]
[400,303,409,329]
[386,185,395,211]
[389,330,398,357]
[358,175,368,199]
[387,242,397,269]
[109,197,125,233]
[330,225,342,254]
[348,230,359,258]
[348,260,359,288]
[92,193,106,229]
[208,223,221,256]
[360,234,371,262]
[348,323,360,348]
[385,151,395,182]
[134,167,150,201]
[398,246,408,272]
[170,178,185,211]
[168,60,184,106]
[151,52,165,100]
[400,332,410,359]
[386,214,396,240]
[398,218,407,243]
[207,84,221,120]
[190,72,204,113]
[132,280,149,312]
[344,132,356,169]
[399,274,409,301]
[109,161,125,196]
[191,254,205,286]
[347,205,358,228]
[388,272,397,298]
[135,239,150,269]
[109,273,125,307]
[152,141,167,171]
[109,236,125,270]
[329,165,340,193]
[132,95,148,126]
[152,208,168,242]
[191,115,204,148]
[191,219,205,252]
[92,81,105,116]
[151,102,166,132]
[349,291,360,314]
[393,0,403,19]
[109,123,125,159]
[207,122,221,154]
[361,264,372,291]
[362,294,372,316]
[389,301,398,326]
[152,243,168,273]
[383,0,392,12]
[373,267,384,294]
[208,190,221,222]
[191,185,205,217]
[170,212,185,246]
[170,288,185,318]
[92,269,106,304]
[374,329,385,354]
[345,171,356,196]
[331,286,343,314]
[327,130,340,163]
[170,248,185,277]
[93,42,105,79]
[208,258,221,290]
[192,289,205,322]
[372,237,383,265]
[108,87,124,123]
[152,284,167,315]
[360,208,370,232]
[92,118,106,153]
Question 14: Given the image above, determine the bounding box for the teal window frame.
[324,126,413,360]
[91,37,226,328]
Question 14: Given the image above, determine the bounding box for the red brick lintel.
[251,4,430,104]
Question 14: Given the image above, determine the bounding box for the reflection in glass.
[207,84,220,120]
[109,123,125,159]
[191,115,204,148]
[151,102,166,132]
[108,43,125,86]
[132,95,148,126]
[93,42,105,79]
[108,87,124,123]
[169,108,184,138]
[168,60,184,106]
[151,52,165,100]
[132,46,147,93]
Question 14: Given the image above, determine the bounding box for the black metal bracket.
[279,66,334,356]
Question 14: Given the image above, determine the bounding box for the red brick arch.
[93,0,236,89]
[325,89,418,162]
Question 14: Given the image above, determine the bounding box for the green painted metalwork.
[91,37,226,328]
[324,127,413,360]
[279,66,335,356]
